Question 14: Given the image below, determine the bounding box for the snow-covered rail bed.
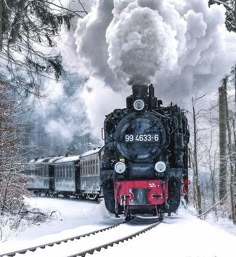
[0,220,160,257]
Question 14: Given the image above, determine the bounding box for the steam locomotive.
[25,84,189,220]
[100,84,189,219]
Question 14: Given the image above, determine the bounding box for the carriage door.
[75,161,80,192]
[49,165,55,191]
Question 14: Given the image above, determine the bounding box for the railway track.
[0,218,161,257]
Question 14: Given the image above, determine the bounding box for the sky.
[0,197,236,257]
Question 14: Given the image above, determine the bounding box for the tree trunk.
[219,83,227,202]
[208,110,217,217]
[192,98,202,214]
[224,77,236,224]
[0,0,3,51]
[8,0,27,45]
[232,119,236,223]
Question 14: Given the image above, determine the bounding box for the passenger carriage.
[54,155,80,197]
[80,148,102,200]
[25,156,62,196]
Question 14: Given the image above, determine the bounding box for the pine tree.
[0,0,87,96]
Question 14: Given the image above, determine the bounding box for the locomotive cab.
[101,84,189,219]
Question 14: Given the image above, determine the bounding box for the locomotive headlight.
[133,99,145,111]
[154,161,166,173]
[114,161,126,174]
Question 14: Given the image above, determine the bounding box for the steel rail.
[67,220,161,257]
[0,222,125,257]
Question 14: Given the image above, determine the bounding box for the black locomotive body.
[101,84,189,218]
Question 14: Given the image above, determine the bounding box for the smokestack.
[132,85,148,99]
[126,85,148,109]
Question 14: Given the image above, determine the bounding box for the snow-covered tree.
[0,83,27,215]
[0,0,87,96]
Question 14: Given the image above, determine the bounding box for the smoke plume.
[75,0,236,91]
[72,0,236,137]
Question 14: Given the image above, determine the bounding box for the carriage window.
[92,160,95,174]
[68,166,71,178]
[87,160,89,175]
[80,161,82,176]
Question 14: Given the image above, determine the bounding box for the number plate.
[125,134,159,142]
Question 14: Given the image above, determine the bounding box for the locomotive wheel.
[125,213,132,221]
[102,179,120,214]
[159,212,164,221]
[167,178,181,212]
[103,189,116,214]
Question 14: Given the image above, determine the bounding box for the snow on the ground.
[93,211,236,257]
[0,197,117,253]
[0,197,236,257]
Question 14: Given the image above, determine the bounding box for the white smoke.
[75,1,117,87]
[58,0,96,73]
[106,2,178,84]
[33,77,89,143]
[71,0,236,137]
[34,0,96,144]
[75,0,236,89]
[80,77,128,137]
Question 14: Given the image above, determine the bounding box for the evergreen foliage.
[0,0,86,96]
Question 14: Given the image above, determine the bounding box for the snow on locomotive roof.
[55,155,80,163]
[81,148,101,157]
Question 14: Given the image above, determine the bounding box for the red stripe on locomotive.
[114,180,168,206]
